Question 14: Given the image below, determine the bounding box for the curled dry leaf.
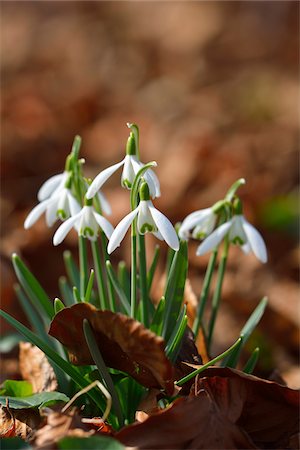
[116,396,256,449]
[49,303,174,394]
[189,367,300,449]
[19,342,57,393]
[0,402,41,440]
[34,407,95,450]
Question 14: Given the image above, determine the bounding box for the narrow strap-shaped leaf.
[223,297,268,368]
[63,250,80,289]
[83,320,124,427]
[117,261,130,302]
[147,245,160,291]
[175,338,242,386]
[84,270,95,303]
[73,286,81,303]
[12,254,54,320]
[150,296,165,336]
[54,298,65,314]
[162,240,188,341]
[59,276,75,306]
[0,310,104,409]
[166,305,187,363]
[243,347,260,374]
[106,261,130,315]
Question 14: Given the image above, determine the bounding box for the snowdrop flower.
[86,133,160,200]
[24,187,81,229]
[53,198,114,245]
[179,207,218,241]
[37,171,68,201]
[196,214,267,263]
[108,182,179,254]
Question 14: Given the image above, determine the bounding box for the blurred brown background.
[1,2,299,386]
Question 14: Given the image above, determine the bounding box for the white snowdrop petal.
[93,212,114,239]
[46,197,59,227]
[146,169,161,198]
[68,193,81,217]
[241,243,251,254]
[229,215,247,243]
[121,155,137,187]
[86,159,125,199]
[137,201,156,233]
[242,219,267,263]
[37,173,66,201]
[107,209,139,254]
[24,201,49,229]
[196,222,232,256]
[53,213,81,246]
[152,230,164,241]
[149,205,179,251]
[98,191,112,216]
[179,209,212,237]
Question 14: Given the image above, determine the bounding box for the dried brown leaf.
[19,342,57,393]
[0,403,41,440]
[34,407,95,450]
[49,304,174,394]
[116,396,256,449]
[190,367,300,449]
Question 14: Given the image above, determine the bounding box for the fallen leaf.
[19,342,57,393]
[49,304,174,394]
[116,396,256,449]
[190,367,300,449]
[0,402,41,440]
[34,407,95,450]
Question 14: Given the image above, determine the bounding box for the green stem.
[91,240,108,310]
[193,248,218,338]
[207,238,230,350]
[78,236,88,299]
[131,221,137,318]
[137,234,149,327]
[175,337,242,386]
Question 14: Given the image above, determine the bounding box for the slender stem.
[83,320,124,426]
[100,232,116,312]
[137,234,149,327]
[193,248,218,338]
[91,240,108,310]
[131,221,137,318]
[175,337,242,386]
[78,236,88,299]
[207,238,230,350]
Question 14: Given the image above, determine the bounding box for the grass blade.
[165,305,187,363]
[243,347,260,374]
[106,261,130,315]
[147,245,160,292]
[117,261,130,302]
[12,254,54,320]
[150,296,165,336]
[59,276,75,306]
[63,250,80,289]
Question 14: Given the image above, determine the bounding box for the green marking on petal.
[140,223,154,234]
[122,179,132,189]
[232,236,245,246]
[81,227,95,238]
[57,209,67,220]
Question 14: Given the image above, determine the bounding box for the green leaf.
[3,380,33,397]
[161,240,188,341]
[84,269,95,303]
[150,296,166,336]
[225,178,246,202]
[58,436,125,450]
[59,276,74,306]
[54,298,65,314]
[223,297,268,368]
[165,305,187,363]
[12,254,54,320]
[0,310,105,410]
[117,261,130,302]
[243,347,260,374]
[63,250,80,289]
[14,284,48,339]
[147,245,160,291]
[106,261,130,315]
[0,391,69,409]
[1,438,32,449]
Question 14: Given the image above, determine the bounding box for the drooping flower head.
[53,197,114,246]
[108,181,179,254]
[86,127,160,200]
